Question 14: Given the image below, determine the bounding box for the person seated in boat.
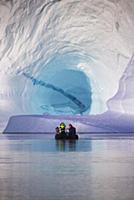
[68,124,76,137]
[59,122,67,137]
[55,127,60,136]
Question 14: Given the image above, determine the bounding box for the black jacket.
[68,127,76,136]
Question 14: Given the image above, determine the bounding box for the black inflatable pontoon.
[55,134,79,140]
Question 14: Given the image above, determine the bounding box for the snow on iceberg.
[108,55,134,115]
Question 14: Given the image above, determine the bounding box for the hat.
[60,122,66,129]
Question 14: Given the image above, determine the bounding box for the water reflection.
[56,139,92,152]
[56,140,77,152]
[0,135,134,200]
[0,134,92,152]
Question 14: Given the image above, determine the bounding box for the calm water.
[0,134,134,200]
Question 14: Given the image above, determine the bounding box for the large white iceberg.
[4,55,134,133]
[0,0,134,132]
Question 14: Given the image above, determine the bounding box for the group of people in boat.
[55,122,78,140]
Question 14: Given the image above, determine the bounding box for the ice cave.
[0,0,134,133]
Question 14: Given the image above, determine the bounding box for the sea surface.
[0,133,134,200]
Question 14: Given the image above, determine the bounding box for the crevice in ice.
[23,72,87,114]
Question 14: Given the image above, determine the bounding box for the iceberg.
[4,55,134,133]
[0,0,134,132]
